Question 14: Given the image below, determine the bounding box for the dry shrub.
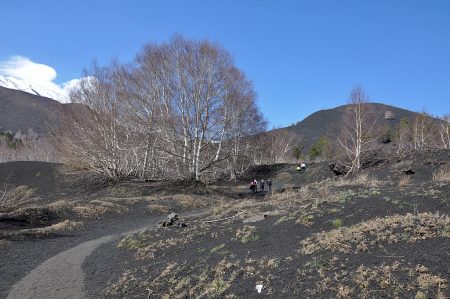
[105,259,242,298]
[36,219,82,232]
[432,167,450,182]
[331,173,381,188]
[301,257,448,298]
[28,220,83,235]
[398,176,411,188]
[352,262,447,298]
[1,185,37,206]
[0,239,10,247]
[73,201,128,218]
[392,160,412,170]
[147,204,170,214]
[174,194,207,209]
[118,219,214,261]
[276,171,292,182]
[47,199,76,214]
[234,225,260,243]
[336,285,353,298]
[299,212,450,254]
[210,198,255,219]
[109,195,159,205]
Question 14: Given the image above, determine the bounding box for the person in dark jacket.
[250,179,257,194]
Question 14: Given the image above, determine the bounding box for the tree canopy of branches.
[55,36,266,181]
[336,86,380,174]
[439,114,450,149]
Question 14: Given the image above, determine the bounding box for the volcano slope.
[100,150,449,299]
[0,150,449,298]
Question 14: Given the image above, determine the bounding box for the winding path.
[6,211,206,299]
[7,235,114,299]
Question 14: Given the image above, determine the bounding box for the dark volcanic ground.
[0,150,449,298]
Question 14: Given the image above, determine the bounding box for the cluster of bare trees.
[438,115,450,149]
[0,129,57,163]
[397,113,450,152]
[55,36,268,181]
[334,86,449,175]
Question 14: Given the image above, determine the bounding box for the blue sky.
[1,0,449,127]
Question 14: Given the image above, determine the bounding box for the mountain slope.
[0,76,69,103]
[283,102,429,150]
[0,86,68,135]
[0,87,439,149]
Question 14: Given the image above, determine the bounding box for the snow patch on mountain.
[0,56,84,103]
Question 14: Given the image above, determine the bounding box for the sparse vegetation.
[433,167,450,182]
[332,218,343,228]
[235,225,260,243]
[1,147,449,298]
[300,212,449,254]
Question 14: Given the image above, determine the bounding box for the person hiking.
[296,164,301,172]
[250,179,258,194]
[249,179,256,194]
[267,179,272,191]
[260,179,265,191]
[301,162,306,172]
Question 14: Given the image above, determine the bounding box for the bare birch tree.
[412,112,435,150]
[438,114,450,149]
[55,35,265,181]
[337,86,379,174]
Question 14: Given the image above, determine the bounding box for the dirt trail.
[6,210,206,299]
[7,235,114,299]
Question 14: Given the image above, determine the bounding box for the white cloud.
[0,56,85,103]
[0,55,57,83]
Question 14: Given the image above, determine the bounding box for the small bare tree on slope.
[337,86,379,174]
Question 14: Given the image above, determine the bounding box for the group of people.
[249,178,272,194]
[249,162,306,194]
[296,162,307,172]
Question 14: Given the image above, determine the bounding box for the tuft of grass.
[398,176,411,187]
[274,215,294,225]
[296,214,315,226]
[73,200,128,218]
[332,218,343,228]
[276,171,292,182]
[118,233,152,250]
[328,208,340,214]
[210,278,228,294]
[432,167,450,182]
[235,225,260,243]
[336,190,356,203]
[210,243,228,255]
[147,204,170,214]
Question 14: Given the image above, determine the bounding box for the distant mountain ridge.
[0,86,438,148]
[0,76,69,103]
[281,102,434,151]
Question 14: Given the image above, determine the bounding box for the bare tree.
[438,114,450,149]
[396,117,411,154]
[55,35,265,181]
[336,86,379,174]
[258,130,297,164]
[412,112,435,150]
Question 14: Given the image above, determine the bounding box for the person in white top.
[300,162,306,172]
